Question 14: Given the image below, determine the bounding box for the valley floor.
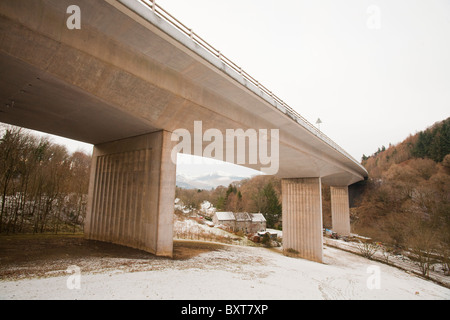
[0,235,449,300]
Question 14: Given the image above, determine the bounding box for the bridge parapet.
[118,0,365,173]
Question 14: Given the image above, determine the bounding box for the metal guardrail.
[138,0,364,168]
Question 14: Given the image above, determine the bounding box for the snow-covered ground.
[1,218,448,300]
[1,242,449,300]
[324,237,450,288]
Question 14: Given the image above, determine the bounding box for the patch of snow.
[1,245,449,300]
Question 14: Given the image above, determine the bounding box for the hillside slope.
[361,117,450,177]
[353,118,450,277]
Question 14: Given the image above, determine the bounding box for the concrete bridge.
[0,0,368,263]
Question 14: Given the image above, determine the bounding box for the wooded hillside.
[354,118,450,270]
[362,117,450,177]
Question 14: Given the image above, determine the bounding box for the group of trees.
[174,173,338,232]
[236,176,282,228]
[412,117,450,162]
[176,175,283,229]
[362,117,450,173]
[355,118,450,275]
[0,126,91,234]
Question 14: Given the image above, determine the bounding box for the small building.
[257,230,279,240]
[212,211,266,234]
[249,213,267,234]
[212,212,235,231]
[234,212,252,233]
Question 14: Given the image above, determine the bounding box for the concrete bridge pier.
[85,130,176,257]
[282,178,324,263]
[330,186,351,236]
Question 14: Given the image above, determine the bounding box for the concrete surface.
[0,0,367,260]
[86,131,176,257]
[282,178,324,263]
[330,186,351,236]
[0,0,367,184]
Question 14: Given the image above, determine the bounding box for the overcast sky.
[33,0,450,177]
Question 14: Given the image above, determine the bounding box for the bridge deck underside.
[0,0,366,186]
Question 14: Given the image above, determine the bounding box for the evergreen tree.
[225,184,237,200]
[215,196,226,211]
[412,118,450,162]
[260,182,282,228]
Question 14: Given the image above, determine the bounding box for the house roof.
[215,212,267,223]
[215,212,235,221]
[235,212,251,221]
[251,213,266,222]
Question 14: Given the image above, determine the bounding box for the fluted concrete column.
[282,178,323,263]
[85,131,176,257]
[330,186,350,236]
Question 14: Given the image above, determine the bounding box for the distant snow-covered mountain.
[176,171,254,189]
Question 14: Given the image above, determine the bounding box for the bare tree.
[406,217,439,278]
[0,125,91,234]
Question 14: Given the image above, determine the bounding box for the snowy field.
[1,242,449,300]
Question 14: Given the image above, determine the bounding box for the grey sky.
[34,0,450,178]
[156,0,450,154]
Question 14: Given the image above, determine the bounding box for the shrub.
[356,240,378,260]
[261,233,272,247]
